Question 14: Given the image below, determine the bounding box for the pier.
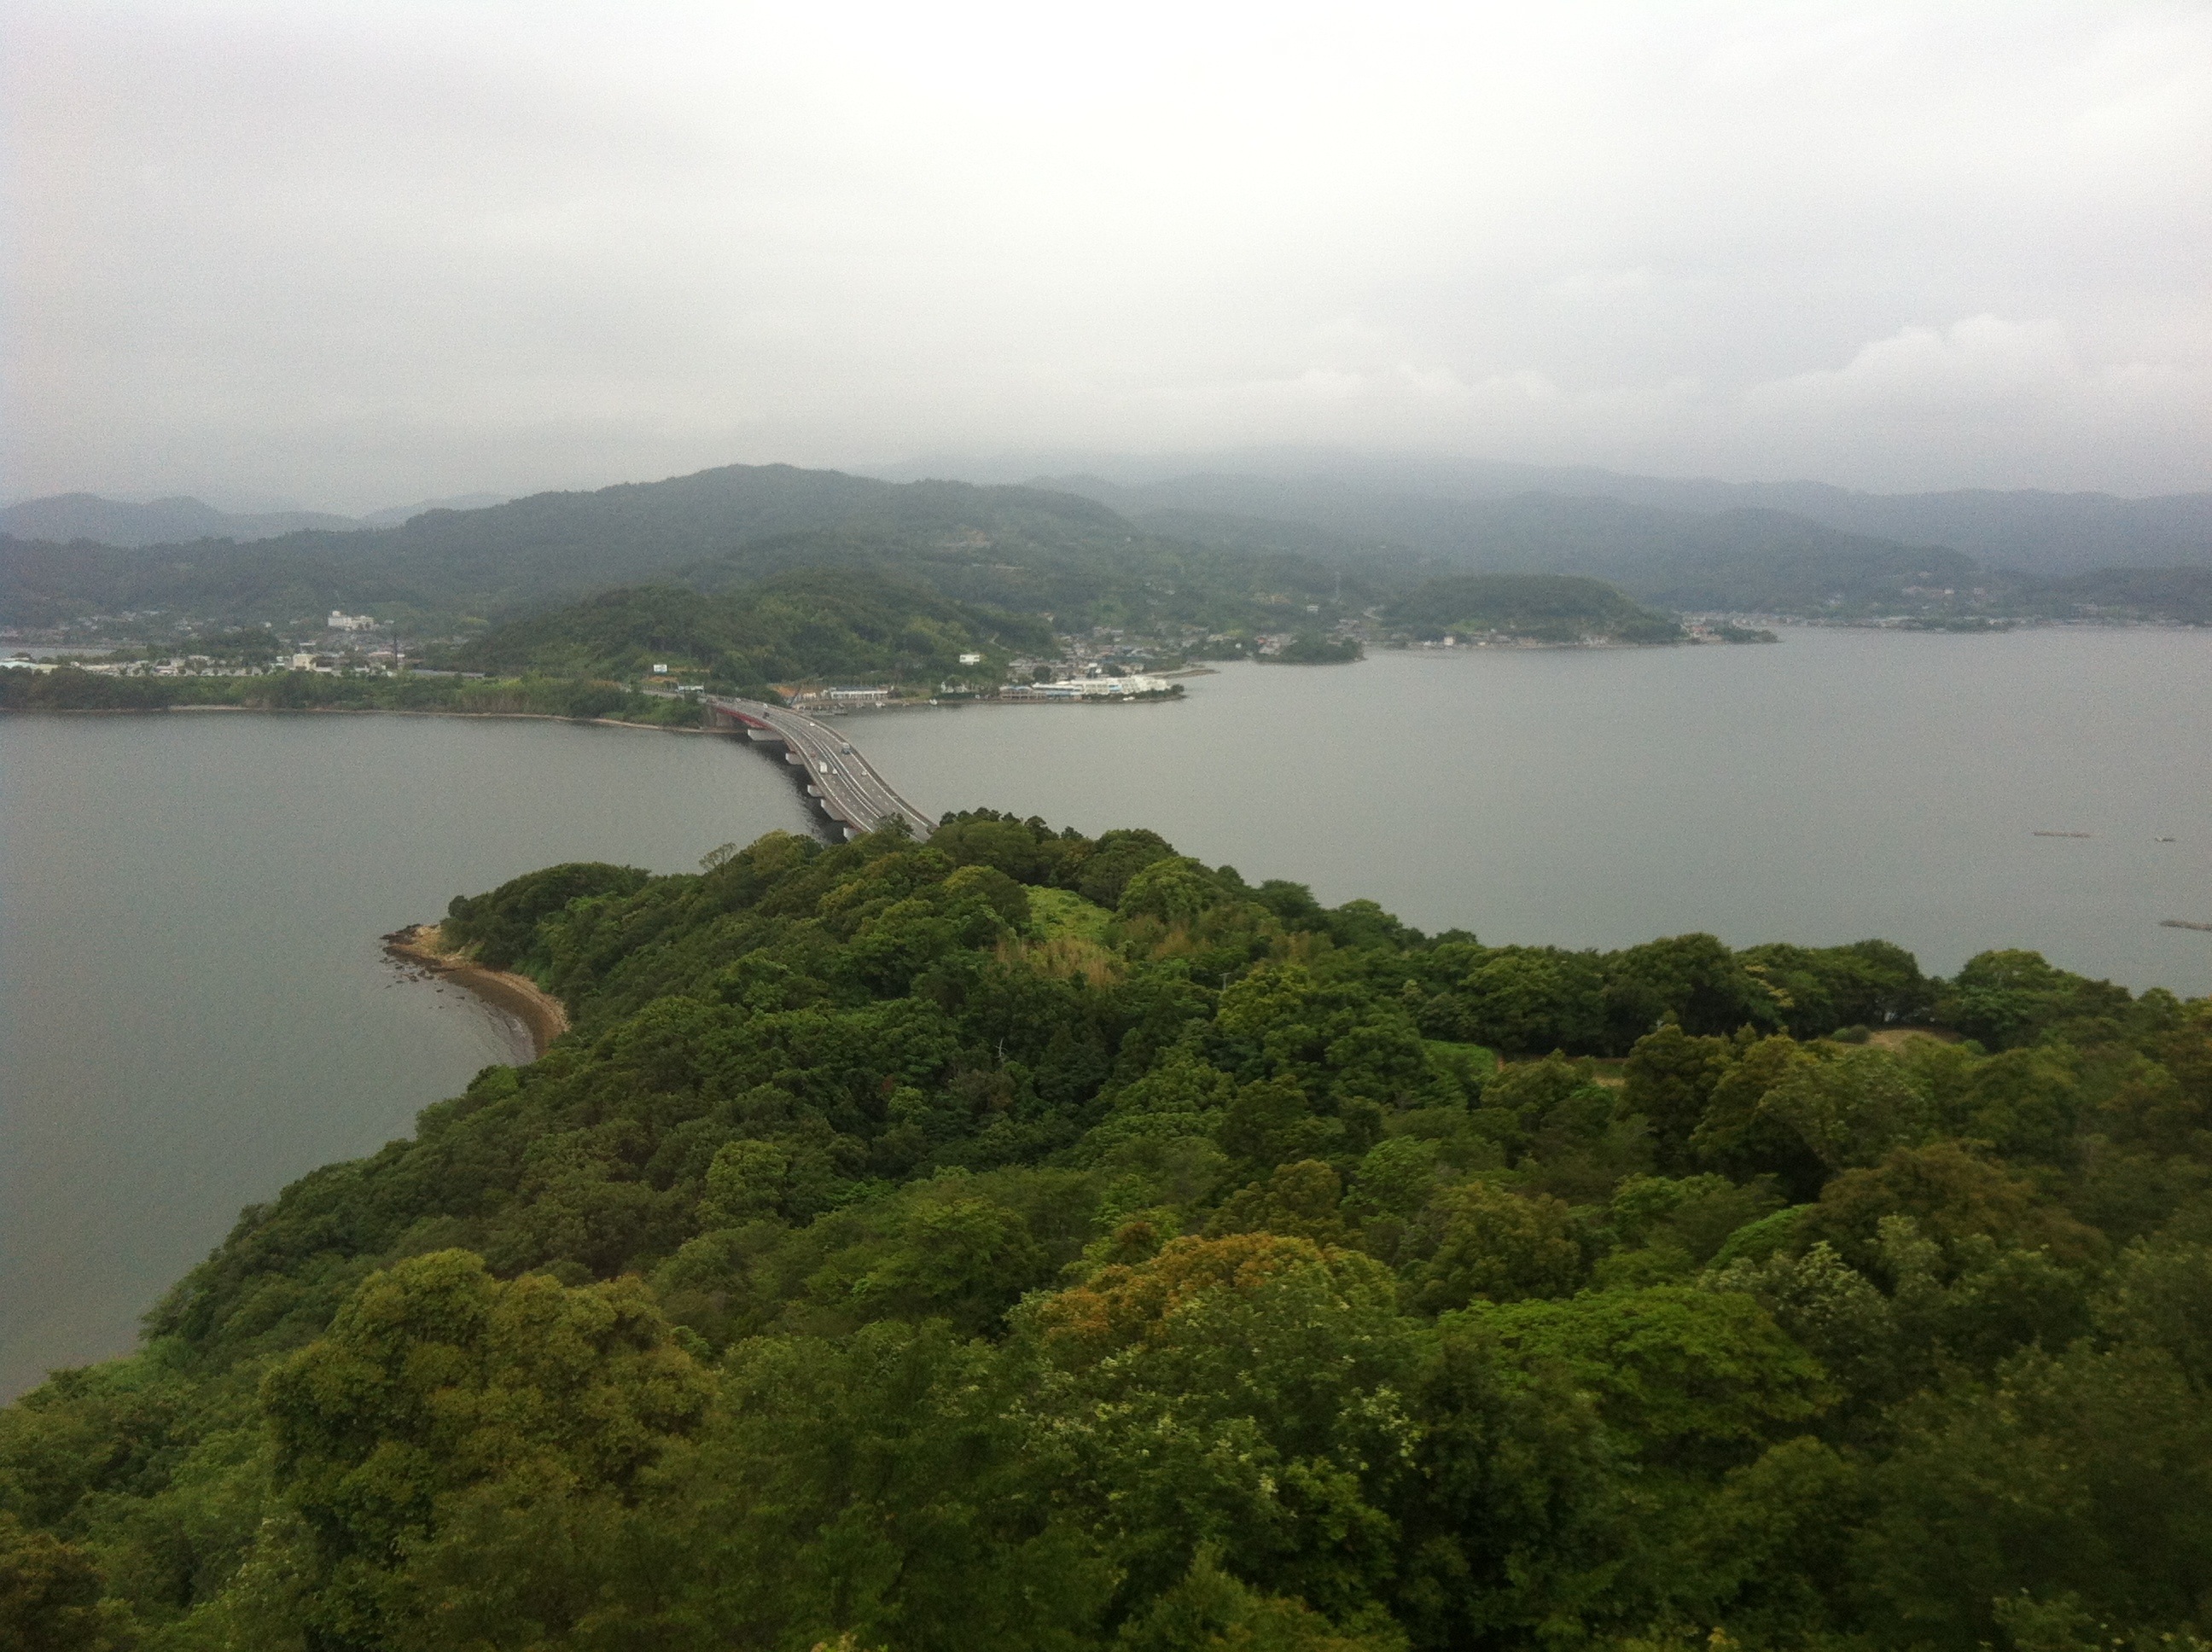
[702,695,934,840]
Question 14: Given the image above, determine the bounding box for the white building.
[1005,674,1168,701]
[328,611,376,631]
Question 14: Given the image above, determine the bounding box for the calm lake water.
[1,715,815,1398]
[865,629,2212,988]
[3,627,2209,1395]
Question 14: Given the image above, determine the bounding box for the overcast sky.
[6,1,2209,512]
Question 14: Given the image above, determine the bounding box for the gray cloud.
[6,1,2209,510]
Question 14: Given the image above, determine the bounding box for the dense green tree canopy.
[0,463,1371,637]
[455,568,1049,691]
[1385,573,1684,644]
[4,810,2209,1650]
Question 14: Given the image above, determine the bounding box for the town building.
[999,673,1169,701]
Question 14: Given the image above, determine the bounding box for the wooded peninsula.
[4,812,2207,1651]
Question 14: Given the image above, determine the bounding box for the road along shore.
[382,922,569,1058]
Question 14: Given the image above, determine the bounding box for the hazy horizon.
[13,443,2212,529]
[8,3,2209,514]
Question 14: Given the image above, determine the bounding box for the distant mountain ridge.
[0,465,1352,632]
[20,454,2210,574]
[1024,462,2212,580]
[1042,476,1988,614]
[0,494,364,547]
[859,447,2212,577]
[358,493,513,527]
[5,458,2206,636]
[0,492,512,547]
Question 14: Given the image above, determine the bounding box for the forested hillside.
[2020,565,2212,625]
[1031,457,2212,578]
[1051,475,1994,615]
[5,814,2208,1650]
[456,568,1052,689]
[0,466,1362,636]
[0,494,365,547]
[1386,573,1685,643]
[12,461,2203,642]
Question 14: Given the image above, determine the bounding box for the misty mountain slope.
[0,467,1105,627]
[1047,471,1931,563]
[1009,450,2212,573]
[0,535,422,628]
[677,515,1366,633]
[0,493,366,547]
[1580,477,2212,574]
[1045,474,1983,614]
[1587,510,1987,614]
[0,465,932,625]
[301,465,1133,619]
[358,492,511,526]
[2021,565,2212,624]
[0,464,1362,633]
[9,459,2194,635]
[1112,503,1398,561]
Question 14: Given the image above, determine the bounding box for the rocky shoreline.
[381,922,569,1058]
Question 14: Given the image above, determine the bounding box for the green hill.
[2023,565,2212,624]
[0,492,366,546]
[17,460,2198,647]
[457,567,1052,689]
[1051,474,1990,615]
[1386,572,1685,643]
[1035,455,2212,577]
[4,816,2206,1649]
[0,465,1367,637]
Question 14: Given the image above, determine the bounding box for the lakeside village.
[0,620,1190,704]
[1,610,1342,700]
[2,610,416,679]
[3,605,1784,701]
[0,608,1206,706]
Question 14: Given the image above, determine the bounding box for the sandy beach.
[382,922,570,1057]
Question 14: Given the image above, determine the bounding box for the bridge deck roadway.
[704,696,934,840]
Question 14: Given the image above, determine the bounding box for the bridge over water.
[702,696,934,840]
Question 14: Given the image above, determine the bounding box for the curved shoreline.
[382,922,569,1059]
